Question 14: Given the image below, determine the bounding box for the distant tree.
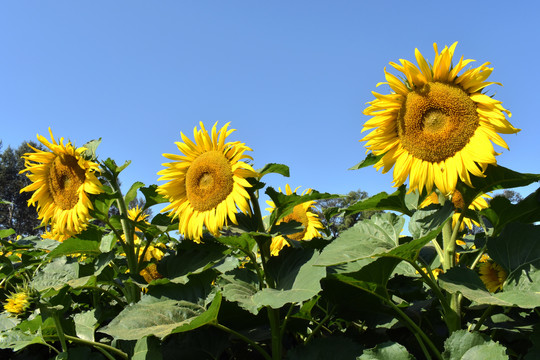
[0,141,44,236]
[316,189,380,238]
[492,190,523,204]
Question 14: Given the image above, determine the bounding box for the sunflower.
[20,129,103,237]
[265,185,325,256]
[420,190,491,231]
[362,42,519,196]
[157,122,258,242]
[3,291,30,316]
[479,261,507,292]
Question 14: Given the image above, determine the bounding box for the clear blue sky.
[1,1,539,211]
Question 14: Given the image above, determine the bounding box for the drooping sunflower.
[362,42,520,195]
[266,185,325,256]
[479,261,507,293]
[420,190,491,231]
[20,129,103,237]
[157,122,258,242]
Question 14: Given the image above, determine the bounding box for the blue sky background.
[1,1,538,214]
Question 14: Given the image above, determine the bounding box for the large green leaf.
[358,341,413,360]
[162,242,229,284]
[488,223,540,275]
[316,213,404,267]
[331,257,402,298]
[344,185,416,217]
[408,202,453,239]
[219,268,260,315]
[480,188,540,235]
[457,164,540,207]
[252,249,326,309]
[442,329,508,360]
[47,237,101,259]
[100,293,221,340]
[31,257,79,292]
[438,268,510,306]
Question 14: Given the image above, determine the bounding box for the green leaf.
[163,242,229,284]
[133,336,163,360]
[265,187,340,227]
[345,185,415,217]
[125,181,145,205]
[316,213,404,267]
[47,237,101,259]
[358,341,413,360]
[140,185,168,208]
[253,249,326,309]
[81,138,102,160]
[0,229,15,239]
[331,257,402,298]
[0,330,48,351]
[480,188,540,235]
[103,158,131,176]
[219,268,260,314]
[0,312,20,331]
[99,233,117,253]
[442,329,508,360]
[349,152,385,170]
[212,233,257,254]
[438,268,510,306]
[408,202,453,239]
[74,309,98,342]
[100,293,221,340]
[488,223,540,275]
[457,164,540,207]
[286,336,363,360]
[31,257,79,292]
[257,163,290,177]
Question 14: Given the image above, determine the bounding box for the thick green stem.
[249,189,282,359]
[52,311,68,353]
[213,323,272,360]
[472,305,494,332]
[385,299,443,360]
[63,334,128,359]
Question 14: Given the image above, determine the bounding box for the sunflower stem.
[212,322,272,360]
[63,334,129,359]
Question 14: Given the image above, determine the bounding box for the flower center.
[185,150,234,211]
[281,205,309,241]
[397,82,479,162]
[451,190,465,210]
[48,154,85,210]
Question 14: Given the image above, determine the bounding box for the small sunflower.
[479,261,507,292]
[362,42,519,195]
[140,263,163,284]
[266,185,325,256]
[157,122,258,242]
[420,190,491,231]
[3,291,31,316]
[20,129,103,237]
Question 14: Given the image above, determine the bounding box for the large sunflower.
[266,185,325,256]
[20,129,103,237]
[157,122,258,242]
[362,42,519,195]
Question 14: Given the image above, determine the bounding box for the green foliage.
[2,131,540,360]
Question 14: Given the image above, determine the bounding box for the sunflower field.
[1,43,540,360]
